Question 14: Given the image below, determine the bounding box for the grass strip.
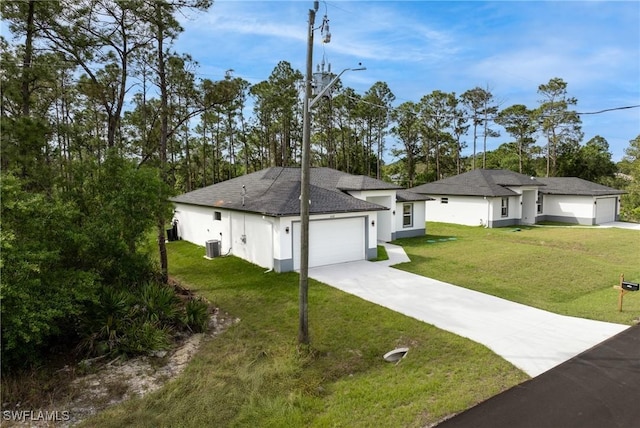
[395,223,640,325]
[82,240,527,427]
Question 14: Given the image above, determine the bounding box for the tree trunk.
[156,4,169,284]
[21,0,35,117]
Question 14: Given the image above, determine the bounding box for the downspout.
[227,211,233,254]
[485,196,490,228]
[264,217,274,273]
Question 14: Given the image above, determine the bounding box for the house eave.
[538,191,626,197]
[171,200,388,217]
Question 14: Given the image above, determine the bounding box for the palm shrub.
[183,298,210,333]
[79,287,137,356]
[79,282,210,358]
[119,320,172,355]
[138,281,181,325]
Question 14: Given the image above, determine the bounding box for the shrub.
[119,320,171,354]
[138,281,181,325]
[79,287,137,356]
[183,298,210,333]
[78,281,207,359]
[1,174,99,370]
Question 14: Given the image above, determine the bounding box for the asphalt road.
[436,323,640,428]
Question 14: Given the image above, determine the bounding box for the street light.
[298,1,365,345]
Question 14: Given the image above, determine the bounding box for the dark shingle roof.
[336,174,401,191]
[536,177,625,196]
[170,167,395,216]
[409,169,545,197]
[396,190,434,202]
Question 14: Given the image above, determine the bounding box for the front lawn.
[395,223,640,325]
[82,240,526,427]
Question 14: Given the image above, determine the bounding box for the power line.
[339,93,640,121]
[576,105,640,115]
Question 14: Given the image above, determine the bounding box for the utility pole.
[299,1,317,345]
[298,1,364,346]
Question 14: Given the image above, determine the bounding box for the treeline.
[1,1,639,370]
[3,2,637,191]
[1,0,215,372]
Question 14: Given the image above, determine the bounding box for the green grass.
[394,223,640,325]
[81,223,638,426]
[375,244,389,261]
[81,241,527,427]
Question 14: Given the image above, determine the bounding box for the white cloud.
[171,0,639,160]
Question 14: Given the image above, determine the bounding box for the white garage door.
[595,197,616,224]
[293,217,365,269]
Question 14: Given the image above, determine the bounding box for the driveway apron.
[309,244,628,377]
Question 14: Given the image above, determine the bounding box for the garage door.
[595,197,616,224]
[293,217,365,269]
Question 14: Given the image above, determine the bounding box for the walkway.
[598,221,640,230]
[309,243,628,377]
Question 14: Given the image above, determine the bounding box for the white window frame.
[403,203,413,228]
[501,198,509,218]
[536,194,543,214]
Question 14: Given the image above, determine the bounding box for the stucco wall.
[426,196,490,226]
[230,213,274,270]
[395,201,426,238]
[540,195,594,224]
[365,194,394,242]
[173,204,273,269]
[488,195,521,227]
[425,195,526,228]
[173,203,229,248]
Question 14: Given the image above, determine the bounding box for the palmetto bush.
[138,281,181,325]
[183,298,210,333]
[79,287,136,357]
[79,282,207,358]
[119,320,172,355]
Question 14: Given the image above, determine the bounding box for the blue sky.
[175,0,640,162]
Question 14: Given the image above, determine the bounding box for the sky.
[175,0,640,162]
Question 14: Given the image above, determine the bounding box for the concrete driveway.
[598,221,640,230]
[309,244,628,377]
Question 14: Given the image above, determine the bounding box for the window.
[214,211,222,221]
[403,203,413,227]
[440,197,449,204]
[536,194,543,214]
[501,198,509,217]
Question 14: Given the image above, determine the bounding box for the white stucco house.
[170,167,429,272]
[535,177,625,225]
[410,169,624,228]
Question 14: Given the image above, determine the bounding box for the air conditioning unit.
[205,240,220,259]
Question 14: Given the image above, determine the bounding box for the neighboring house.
[410,169,624,227]
[410,169,544,228]
[170,167,429,272]
[535,177,624,225]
